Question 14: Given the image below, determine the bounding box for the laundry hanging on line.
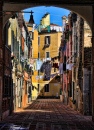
[40,61,52,81]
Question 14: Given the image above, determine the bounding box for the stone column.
[92,6,94,121]
[0,1,3,121]
[83,68,91,115]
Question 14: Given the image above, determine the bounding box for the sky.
[23,6,70,26]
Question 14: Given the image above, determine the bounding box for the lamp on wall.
[76,85,79,95]
[76,85,79,89]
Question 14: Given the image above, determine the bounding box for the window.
[46,52,50,58]
[0,48,3,59]
[30,31,34,40]
[38,70,40,76]
[38,37,40,46]
[38,84,40,92]
[3,75,11,97]
[38,52,40,58]
[44,84,49,92]
[32,48,33,57]
[43,36,50,50]
[32,70,34,75]
[4,76,8,97]
[45,36,50,45]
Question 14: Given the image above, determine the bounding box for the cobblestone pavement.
[0,99,94,130]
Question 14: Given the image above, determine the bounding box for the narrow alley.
[0,99,94,130]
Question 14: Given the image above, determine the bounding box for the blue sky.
[23,6,70,26]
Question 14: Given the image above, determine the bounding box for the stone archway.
[1,1,94,121]
[3,3,93,30]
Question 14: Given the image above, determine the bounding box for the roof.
[42,13,50,18]
[50,23,61,27]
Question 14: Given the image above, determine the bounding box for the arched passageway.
[1,0,94,124]
[3,3,93,29]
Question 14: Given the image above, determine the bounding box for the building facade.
[60,12,92,115]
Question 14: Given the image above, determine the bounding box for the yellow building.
[41,13,50,27]
[38,30,62,97]
[38,32,62,59]
[31,29,39,100]
[27,12,63,99]
[9,16,23,110]
[26,28,62,98]
[27,22,40,100]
